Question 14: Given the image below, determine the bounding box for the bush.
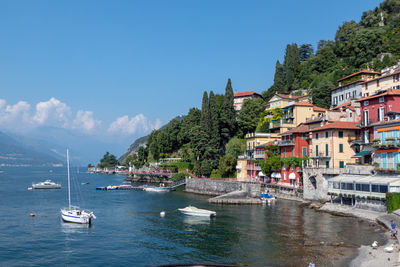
[210,170,222,178]
[386,193,400,213]
[170,172,186,182]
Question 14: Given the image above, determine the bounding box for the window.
[339,144,343,153]
[364,110,369,126]
[326,160,329,168]
[316,133,319,140]
[365,83,368,90]
[379,96,384,103]
[326,144,329,156]
[302,147,307,157]
[325,132,329,138]
[339,95,344,101]
[291,147,294,156]
[364,101,369,106]
[316,145,319,156]
[394,74,399,82]
[356,184,370,192]
[378,107,385,121]
[302,133,307,140]
[377,79,380,87]
[353,90,356,98]
[339,131,343,138]
[334,96,338,105]
[339,161,345,168]
[284,148,286,158]
[349,112,352,118]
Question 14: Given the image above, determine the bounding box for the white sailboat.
[60,149,96,224]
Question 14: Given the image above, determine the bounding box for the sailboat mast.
[67,149,71,210]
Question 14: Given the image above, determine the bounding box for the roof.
[234,91,261,98]
[255,140,279,148]
[274,93,303,100]
[286,101,328,112]
[310,121,360,132]
[331,79,366,91]
[332,101,356,111]
[351,150,372,158]
[361,66,400,84]
[356,89,400,102]
[279,124,309,136]
[368,119,400,128]
[337,69,380,82]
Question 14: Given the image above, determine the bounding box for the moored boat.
[32,180,61,189]
[178,206,216,217]
[143,187,171,192]
[60,149,96,225]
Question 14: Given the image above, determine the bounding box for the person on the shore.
[391,220,397,239]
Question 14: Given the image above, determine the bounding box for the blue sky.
[0,0,383,159]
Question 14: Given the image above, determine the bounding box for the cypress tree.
[220,78,236,151]
[283,43,300,92]
[208,91,221,168]
[273,60,286,93]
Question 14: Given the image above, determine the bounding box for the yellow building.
[265,93,310,110]
[309,121,361,168]
[361,64,400,97]
[269,102,327,134]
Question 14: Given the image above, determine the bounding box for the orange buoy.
[30,213,35,217]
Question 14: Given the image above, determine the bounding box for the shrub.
[210,170,222,178]
[386,193,400,213]
[170,172,186,182]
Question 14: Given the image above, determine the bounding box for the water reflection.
[183,215,212,226]
[60,222,93,235]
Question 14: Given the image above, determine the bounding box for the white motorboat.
[106,185,118,190]
[32,180,61,189]
[143,187,171,192]
[60,149,96,224]
[178,206,216,217]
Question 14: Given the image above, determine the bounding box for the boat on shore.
[178,206,216,217]
[32,180,61,189]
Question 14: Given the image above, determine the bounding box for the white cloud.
[0,99,32,130]
[73,110,101,133]
[32,97,71,127]
[108,114,161,135]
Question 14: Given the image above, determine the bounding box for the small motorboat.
[81,182,90,185]
[106,185,118,190]
[178,206,216,217]
[32,180,61,189]
[260,193,276,202]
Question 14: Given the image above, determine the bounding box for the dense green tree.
[218,155,237,178]
[236,98,266,137]
[98,152,118,168]
[283,43,300,92]
[273,60,286,93]
[311,78,335,109]
[220,78,236,149]
[177,108,201,145]
[299,44,314,62]
[225,137,246,159]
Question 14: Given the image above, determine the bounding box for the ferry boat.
[32,180,61,189]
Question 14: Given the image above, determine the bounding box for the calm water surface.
[0,167,387,266]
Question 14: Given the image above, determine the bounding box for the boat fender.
[160,211,166,217]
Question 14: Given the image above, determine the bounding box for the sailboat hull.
[60,209,93,224]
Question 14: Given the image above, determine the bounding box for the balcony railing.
[246,165,262,171]
[254,154,265,159]
[278,140,294,146]
[372,139,400,148]
[309,152,331,158]
[348,135,362,142]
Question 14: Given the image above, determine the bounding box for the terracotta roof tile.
[234,91,261,98]
[337,69,380,82]
[357,89,400,102]
[279,124,310,136]
[275,93,303,100]
[310,121,360,132]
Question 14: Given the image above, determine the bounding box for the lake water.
[0,167,387,266]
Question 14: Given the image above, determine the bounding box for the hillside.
[0,131,63,166]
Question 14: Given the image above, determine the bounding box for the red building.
[278,124,310,185]
[358,89,400,143]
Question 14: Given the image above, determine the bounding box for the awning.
[275,173,281,179]
[289,173,296,180]
[351,150,372,158]
[271,172,277,178]
[259,171,265,177]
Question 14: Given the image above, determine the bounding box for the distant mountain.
[0,131,63,166]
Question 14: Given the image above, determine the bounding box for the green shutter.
[339,144,343,153]
[325,144,329,156]
[316,145,319,156]
[340,161,344,168]
[325,132,328,138]
[302,147,307,157]
[316,133,319,140]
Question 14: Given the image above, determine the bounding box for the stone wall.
[185,178,261,198]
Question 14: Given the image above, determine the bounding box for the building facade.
[361,64,400,96]
[233,91,262,111]
[309,122,361,169]
[265,93,311,111]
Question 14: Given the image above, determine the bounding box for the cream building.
[233,91,262,111]
[361,63,400,97]
[309,121,361,169]
[265,93,310,111]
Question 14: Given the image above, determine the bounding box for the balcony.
[372,138,400,149]
[246,165,262,171]
[269,122,281,129]
[254,154,265,159]
[278,140,294,146]
[309,152,331,159]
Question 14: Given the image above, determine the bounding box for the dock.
[96,185,144,191]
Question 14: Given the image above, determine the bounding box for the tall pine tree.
[273,60,285,93]
[283,43,300,92]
